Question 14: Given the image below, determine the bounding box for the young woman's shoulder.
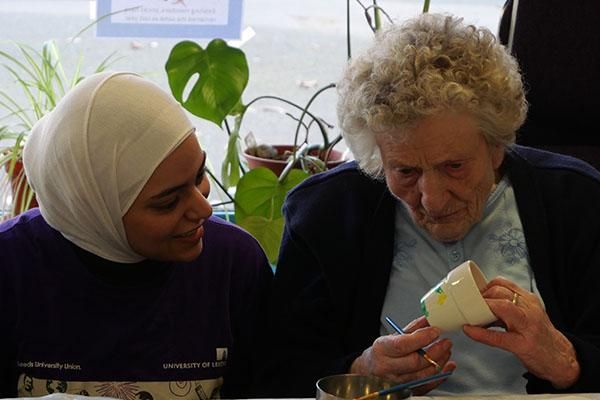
[203,216,269,263]
[0,208,59,248]
[205,215,257,242]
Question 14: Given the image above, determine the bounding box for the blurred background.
[0,0,506,205]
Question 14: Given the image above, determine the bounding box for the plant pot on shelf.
[243,144,346,177]
[4,159,38,215]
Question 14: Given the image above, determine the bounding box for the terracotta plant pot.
[244,144,346,177]
[4,159,38,213]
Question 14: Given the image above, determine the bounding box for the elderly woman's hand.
[463,276,580,389]
[350,318,456,395]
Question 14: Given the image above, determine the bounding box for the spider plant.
[0,40,118,219]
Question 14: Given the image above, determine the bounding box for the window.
[0,0,505,208]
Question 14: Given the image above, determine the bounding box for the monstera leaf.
[165,39,248,126]
[221,129,242,189]
[234,167,309,263]
[238,215,285,265]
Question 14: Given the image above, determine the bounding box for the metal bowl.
[316,374,411,400]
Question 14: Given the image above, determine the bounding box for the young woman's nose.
[185,183,213,221]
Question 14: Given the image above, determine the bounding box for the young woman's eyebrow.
[150,150,207,200]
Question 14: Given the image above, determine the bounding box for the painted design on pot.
[435,286,447,305]
[420,301,429,318]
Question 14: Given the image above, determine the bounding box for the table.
[417,395,600,400]
[6,395,600,400]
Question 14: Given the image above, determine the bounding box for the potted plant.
[164,0,430,264]
[1,126,34,216]
[0,41,118,220]
[165,39,346,264]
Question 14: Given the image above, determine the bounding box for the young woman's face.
[123,134,212,262]
[377,113,504,243]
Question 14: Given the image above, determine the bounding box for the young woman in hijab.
[0,72,273,399]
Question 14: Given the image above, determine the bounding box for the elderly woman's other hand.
[350,318,456,395]
[463,276,581,389]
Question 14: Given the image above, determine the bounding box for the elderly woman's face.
[122,134,212,262]
[376,113,504,242]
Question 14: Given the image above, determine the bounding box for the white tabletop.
[416,395,600,400]
[5,395,600,400]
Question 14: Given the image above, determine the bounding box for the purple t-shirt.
[0,209,272,399]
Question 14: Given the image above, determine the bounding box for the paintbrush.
[385,316,442,371]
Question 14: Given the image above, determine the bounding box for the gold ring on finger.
[511,291,519,305]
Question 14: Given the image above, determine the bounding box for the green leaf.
[220,132,242,189]
[236,215,285,264]
[234,167,309,265]
[165,39,249,126]
[234,167,309,221]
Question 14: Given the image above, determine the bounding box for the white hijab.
[23,71,194,263]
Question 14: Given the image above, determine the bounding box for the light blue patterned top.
[380,176,542,394]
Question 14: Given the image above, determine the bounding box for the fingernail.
[443,339,452,351]
[403,320,417,331]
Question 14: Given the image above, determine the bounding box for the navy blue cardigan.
[256,145,600,397]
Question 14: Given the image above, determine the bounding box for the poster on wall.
[95,0,243,39]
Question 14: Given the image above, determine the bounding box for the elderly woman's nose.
[418,173,447,211]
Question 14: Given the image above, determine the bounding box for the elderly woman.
[258,13,600,396]
[0,72,272,398]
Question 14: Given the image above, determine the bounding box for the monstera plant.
[164,0,432,263]
[165,39,341,264]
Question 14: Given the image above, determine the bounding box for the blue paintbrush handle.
[385,316,406,334]
[379,371,453,396]
[384,316,428,358]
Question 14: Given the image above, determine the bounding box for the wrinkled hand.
[350,318,456,395]
[463,276,580,389]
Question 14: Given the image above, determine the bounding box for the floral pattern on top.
[488,228,528,264]
[395,238,417,266]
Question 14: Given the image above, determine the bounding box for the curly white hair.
[337,13,527,177]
